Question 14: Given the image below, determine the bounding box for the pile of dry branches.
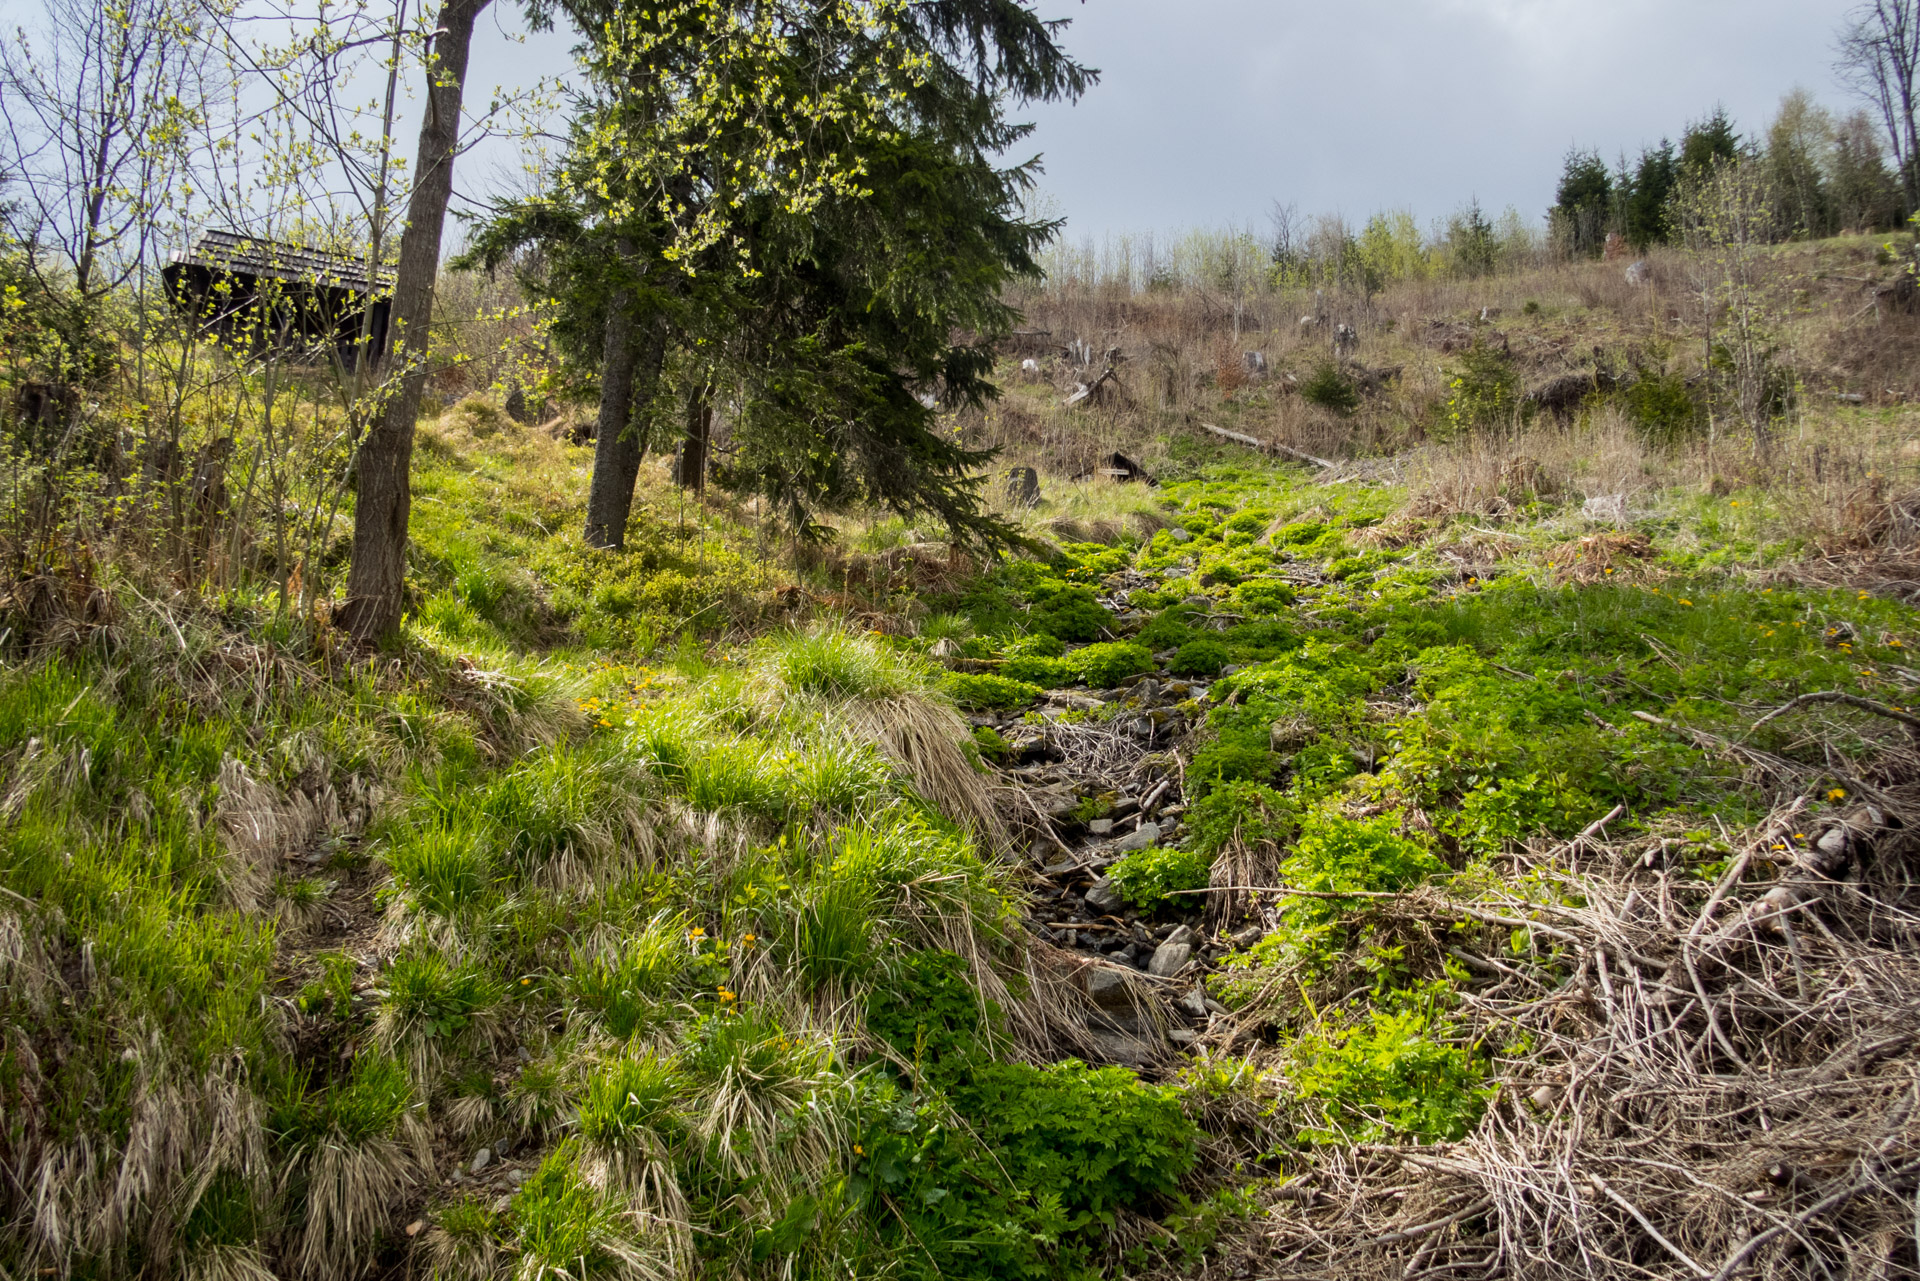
[1177,788,1920,1281]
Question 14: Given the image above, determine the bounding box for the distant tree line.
[1552,95,1906,258]
[1552,0,1920,265]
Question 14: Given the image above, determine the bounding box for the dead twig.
[1751,690,1920,734]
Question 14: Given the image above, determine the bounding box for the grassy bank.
[6,227,1920,1279]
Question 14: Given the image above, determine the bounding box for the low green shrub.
[1000,654,1072,687]
[942,672,1043,711]
[1232,580,1297,614]
[1169,638,1230,677]
[1300,363,1360,415]
[1440,340,1520,435]
[1189,740,1278,791]
[970,724,1011,764]
[1068,642,1153,688]
[867,949,989,1079]
[1029,584,1111,642]
[1004,632,1066,658]
[1190,781,1301,857]
[861,1060,1197,1281]
[1624,368,1701,444]
[1282,814,1447,922]
[1106,845,1211,910]
[1290,982,1487,1144]
[1134,608,1201,650]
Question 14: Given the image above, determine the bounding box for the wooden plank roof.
[168,230,394,293]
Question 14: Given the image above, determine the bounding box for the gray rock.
[470,1148,492,1174]
[1147,942,1193,977]
[1270,716,1313,752]
[1089,1032,1157,1069]
[1087,966,1135,1008]
[1088,818,1114,836]
[1032,785,1079,819]
[1164,924,1196,949]
[507,1168,527,1185]
[1115,822,1161,852]
[1169,527,1193,543]
[1084,877,1127,914]
[1817,827,1850,856]
[1168,1028,1198,1046]
[1177,985,1209,1019]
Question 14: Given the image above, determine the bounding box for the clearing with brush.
[3,2,1920,1279]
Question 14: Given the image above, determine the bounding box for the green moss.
[1030,584,1112,642]
[1000,654,1072,686]
[1068,641,1154,687]
[1169,638,1230,677]
[942,672,1044,710]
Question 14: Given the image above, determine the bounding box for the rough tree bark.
[339,0,491,644]
[674,381,713,494]
[584,308,666,550]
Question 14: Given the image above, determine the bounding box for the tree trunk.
[339,0,491,644]
[675,381,713,494]
[584,303,665,549]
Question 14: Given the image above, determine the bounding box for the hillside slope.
[5,235,1920,1280]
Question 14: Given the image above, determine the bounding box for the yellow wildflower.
[1827,788,1847,802]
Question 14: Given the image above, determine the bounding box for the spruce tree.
[472,0,1092,550]
[1554,150,1614,257]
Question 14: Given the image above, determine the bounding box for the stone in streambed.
[1147,942,1192,977]
[1084,876,1126,915]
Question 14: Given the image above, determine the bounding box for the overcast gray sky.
[16,0,1857,243]
[1014,0,1865,237]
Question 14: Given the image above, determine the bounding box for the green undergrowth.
[927,452,1918,1165]
[407,421,777,656]
[0,545,1208,1279]
[7,411,1920,1279]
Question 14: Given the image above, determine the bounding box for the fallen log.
[1197,421,1335,470]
